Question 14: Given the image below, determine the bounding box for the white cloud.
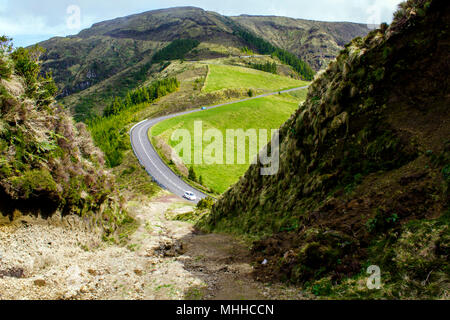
[0,15,50,35]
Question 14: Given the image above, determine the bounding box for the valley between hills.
[0,1,449,301]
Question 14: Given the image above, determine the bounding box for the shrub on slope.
[201,0,449,298]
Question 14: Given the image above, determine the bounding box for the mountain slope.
[38,7,242,103]
[77,7,236,42]
[202,0,449,298]
[0,39,128,236]
[35,7,368,118]
[231,15,370,71]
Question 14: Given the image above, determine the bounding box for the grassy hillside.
[202,0,449,299]
[151,93,305,193]
[39,36,160,99]
[84,58,295,199]
[203,64,308,93]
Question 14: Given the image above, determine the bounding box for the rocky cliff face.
[202,0,449,298]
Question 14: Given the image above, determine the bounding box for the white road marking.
[136,123,186,193]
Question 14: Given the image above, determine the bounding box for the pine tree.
[124,92,132,107]
[142,88,150,102]
[102,78,179,118]
[189,166,197,182]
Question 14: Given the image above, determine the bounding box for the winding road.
[130,85,308,203]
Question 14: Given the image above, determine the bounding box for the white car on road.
[183,191,197,201]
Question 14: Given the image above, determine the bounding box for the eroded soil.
[0,192,305,300]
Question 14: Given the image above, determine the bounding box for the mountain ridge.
[34,6,369,118]
[231,15,370,70]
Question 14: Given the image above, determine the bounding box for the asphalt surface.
[130,85,309,203]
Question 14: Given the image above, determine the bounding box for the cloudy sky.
[1,0,404,47]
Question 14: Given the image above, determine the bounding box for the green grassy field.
[151,91,307,193]
[203,64,309,93]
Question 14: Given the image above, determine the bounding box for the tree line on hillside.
[76,39,196,122]
[89,78,179,167]
[231,25,315,80]
[152,39,200,63]
[249,62,277,74]
[241,47,254,55]
[100,39,197,118]
[103,78,179,117]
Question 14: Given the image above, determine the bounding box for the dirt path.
[0,193,305,300]
[127,193,305,300]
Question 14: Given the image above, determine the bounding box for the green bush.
[197,197,215,210]
[0,36,13,79]
[250,62,277,74]
[10,169,58,199]
[11,46,45,90]
[36,72,58,107]
[0,57,11,79]
[310,278,333,296]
